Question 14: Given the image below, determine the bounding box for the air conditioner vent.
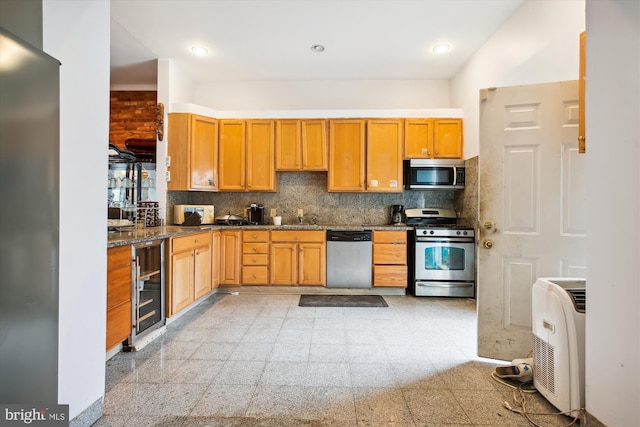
[565,288,585,313]
[534,334,555,394]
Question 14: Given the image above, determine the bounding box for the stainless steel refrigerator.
[0,26,60,403]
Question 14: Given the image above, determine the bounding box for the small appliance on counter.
[245,203,265,225]
[390,204,405,225]
[174,204,214,225]
[215,212,246,226]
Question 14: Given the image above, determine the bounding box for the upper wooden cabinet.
[404,118,463,159]
[328,119,366,192]
[366,119,403,192]
[218,119,246,191]
[247,120,276,191]
[219,119,276,192]
[276,119,327,171]
[578,31,586,153]
[167,113,218,191]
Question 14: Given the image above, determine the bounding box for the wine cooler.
[127,239,165,349]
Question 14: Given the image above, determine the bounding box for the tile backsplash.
[167,156,478,227]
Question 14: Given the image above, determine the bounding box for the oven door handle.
[417,282,474,288]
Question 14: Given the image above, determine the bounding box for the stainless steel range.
[406,208,476,298]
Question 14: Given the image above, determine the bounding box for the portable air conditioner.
[531,277,586,417]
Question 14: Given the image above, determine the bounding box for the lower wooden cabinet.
[270,230,325,286]
[106,245,132,351]
[372,230,408,288]
[219,230,242,285]
[168,231,212,317]
[242,230,270,285]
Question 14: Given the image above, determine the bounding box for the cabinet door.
[171,250,195,315]
[219,231,241,285]
[328,119,365,192]
[106,301,132,350]
[107,264,132,309]
[298,243,325,286]
[194,244,212,300]
[246,120,276,191]
[189,115,218,190]
[366,119,403,192]
[404,119,433,158]
[219,120,246,191]
[578,31,586,153]
[276,120,302,170]
[302,120,327,170]
[270,243,297,285]
[433,119,463,159]
[167,113,190,190]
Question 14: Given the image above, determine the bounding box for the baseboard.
[70,397,103,427]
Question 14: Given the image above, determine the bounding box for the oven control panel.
[415,228,475,238]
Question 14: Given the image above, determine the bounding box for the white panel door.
[478,81,586,361]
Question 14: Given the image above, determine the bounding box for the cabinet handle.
[195,239,198,243]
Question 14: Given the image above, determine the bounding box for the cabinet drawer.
[271,230,325,242]
[243,254,268,266]
[243,242,269,254]
[243,266,269,284]
[373,265,408,288]
[108,245,131,269]
[243,230,269,242]
[373,244,407,265]
[106,300,131,350]
[373,230,407,244]
[107,264,131,309]
[172,232,210,253]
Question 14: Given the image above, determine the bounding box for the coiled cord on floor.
[492,370,585,426]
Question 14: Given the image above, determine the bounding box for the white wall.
[42,0,110,421]
[584,1,640,425]
[450,0,585,158]
[193,79,450,111]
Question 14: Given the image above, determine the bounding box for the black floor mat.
[299,294,388,307]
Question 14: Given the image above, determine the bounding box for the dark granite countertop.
[107,224,413,248]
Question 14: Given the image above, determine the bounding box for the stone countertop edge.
[107,224,413,248]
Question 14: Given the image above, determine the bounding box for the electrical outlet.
[166,171,171,182]
[166,156,171,167]
[297,209,304,217]
[270,208,277,217]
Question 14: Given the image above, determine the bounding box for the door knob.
[484,220,494,230]
[483,240,494,249]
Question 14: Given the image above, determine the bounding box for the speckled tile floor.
[94,294,577,426]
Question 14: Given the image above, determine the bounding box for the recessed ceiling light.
[191,46,209,56]
[310,44,325,53]
[432,43,451,54]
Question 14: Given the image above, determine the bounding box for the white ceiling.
[110,0,525,86]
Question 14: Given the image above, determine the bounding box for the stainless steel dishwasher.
[326,230,373,288]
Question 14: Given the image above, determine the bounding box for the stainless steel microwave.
[403,159,465,190]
